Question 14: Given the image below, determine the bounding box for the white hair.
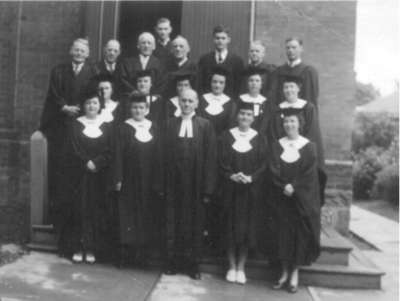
[70,38,90,56]
[137,32,155,46]
[172,35,191,53]
[104,39,121,50]
[250,40,266,52]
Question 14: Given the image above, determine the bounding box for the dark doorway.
[118,1,183,58]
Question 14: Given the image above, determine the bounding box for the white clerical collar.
[230,127,258,153]
[125,118,153,142]
[279,98,307,109]
[139,54,150,69]
[100,100,118,123]
[287,58,302,68]
[77,116,104,138]
[203,93,230,115]
[177,57,188,67]
[179,112,195,138]
[279,135,309,163]
[72,62,84,74]
[215,49,228,62]
[104,60,116,72]
[170,96,181,117]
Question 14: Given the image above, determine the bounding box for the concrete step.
[26,242,58,253]
[30,224,57,245]
[318,226,352,265]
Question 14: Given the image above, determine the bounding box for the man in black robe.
[39,38,97,225]
[153,18,174,65]
[94,39,123,98]
[165,89,217,280]
[270,37,319,110]
[198,25,244,98]
[120,32,165,96]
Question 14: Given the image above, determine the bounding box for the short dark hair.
[156,17,171,27]
[213,25,230,36]
[281,112,305,134]
[285,37,303,46]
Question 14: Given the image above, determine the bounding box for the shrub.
[352,112,398,153]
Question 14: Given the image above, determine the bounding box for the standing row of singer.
[39,18,327,293]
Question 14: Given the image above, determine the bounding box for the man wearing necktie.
[270,37,319,109]
[198,25,244,98]
[165,89,217,280]
[39,38,97,234]
[153,18,174,65]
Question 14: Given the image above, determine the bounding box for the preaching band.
[39,18,326,293]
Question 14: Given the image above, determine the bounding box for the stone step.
[26,242,58,253]
[318,226,352,265]
[30,224,57,245]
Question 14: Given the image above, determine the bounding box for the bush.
[353,146,387,199]
[352,112,399,153]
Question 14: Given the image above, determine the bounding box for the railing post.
[30,130,48,226]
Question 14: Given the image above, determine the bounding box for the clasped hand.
[283,184,294,197]
[230,172,252,184]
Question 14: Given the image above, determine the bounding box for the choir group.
[39,18,326,293]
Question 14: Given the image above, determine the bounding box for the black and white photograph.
[0,0,398,300]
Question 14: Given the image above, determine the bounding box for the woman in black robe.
[270,75,326,204]
[58,93,113,264]
[270,109,320,293]
[114,95,163,266]
[238,67,275,137]
[165,89,217,280]
[198,66,236,137]
[219,101,268,285]
[165,71,195,120]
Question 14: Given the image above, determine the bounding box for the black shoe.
[188,265,201,280]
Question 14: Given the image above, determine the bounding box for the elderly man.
[165,89,217,280]
[270,37,319,109]
[153,17,174,64]
[165,35,197,98]
[245,40,276,98]
[95,39,123,97]
[120,32,164,95]
[39,38,97,235]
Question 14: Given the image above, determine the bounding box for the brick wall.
[0,2,84,242]
[254,1,357,160]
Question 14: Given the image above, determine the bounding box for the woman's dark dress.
[270,100,327,203]
[269,139,321,266]
[114,121,163,248]
[219,129,268,249]
[57,118,113,257]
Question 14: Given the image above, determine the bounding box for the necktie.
[217,52,223,64]
[73,64,80,76]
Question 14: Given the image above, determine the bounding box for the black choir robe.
[270,62,319,109]
[120,55,165,95]
[242,61,276,98]
[100,100,125,128]
[269,139,321,265]
[219,129,268,249]
[40,62,97,224]
[198,93,236,137]
[154,40,173,65]
[165,116,217,259]
[198,51,245,98]
[164,58,197,98]
[144,95,165,127]
[94,60,124,98]
[165,96,181,120]
[57,118,113,257]
[114,120,163,247]
[270,100,326,203]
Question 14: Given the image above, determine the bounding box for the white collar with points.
[99,100,118,123]
[77,116,104,138]
[287,58,302,68]
[230,127,258,153]
[279,98,307,109]
[240,94,267,116]
[125,118,153,142]
[203,93,230,115]
[179,112,195,138]
[170,96,182,117]
[279,135,309,163]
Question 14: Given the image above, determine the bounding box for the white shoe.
[72,252,83,263]
[85,252,96,264]
[236,271,247,285]
[226,269,237,283]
